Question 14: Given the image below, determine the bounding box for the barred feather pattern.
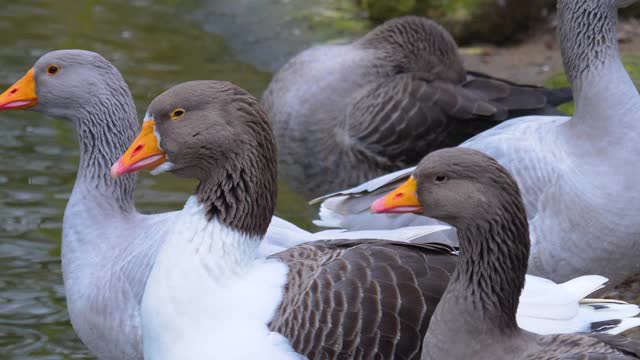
[268,240,457,360]
[557,0,620,87]
[524,333,640,359]
[72,60,139,211]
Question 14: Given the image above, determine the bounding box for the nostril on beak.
[130,144,144,159]
[9,88,17,95]
[394,192,404,199]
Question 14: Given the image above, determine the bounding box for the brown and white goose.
[112,81,639,359]
[263,16,572,198]
[374,148,640,360]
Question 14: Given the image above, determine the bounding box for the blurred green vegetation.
[358,0,640,44]
[293,0,371,39]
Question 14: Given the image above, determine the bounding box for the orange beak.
[370,177,423,214]
[0,68,38,110]
[110,120,166,178]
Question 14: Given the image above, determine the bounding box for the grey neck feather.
[557,0,620,87]
[423,184,531,359]
[195,102,277,238]
[445,192,530,333]
[356,16,466,83]
[72,80,139,212]
[557,0,640,139]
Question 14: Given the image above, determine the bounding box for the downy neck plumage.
[422,180,532,359]
[558,0,640,142]
[62,66,139,256]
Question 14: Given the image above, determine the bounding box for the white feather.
[141,197,305,360]
[516,275,640,335]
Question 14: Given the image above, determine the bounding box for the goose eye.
[170,108,185,120]
[47,64,59,76]
[434,175,448,184]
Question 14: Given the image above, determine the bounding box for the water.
[0,0,368,358]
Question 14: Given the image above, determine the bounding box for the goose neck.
[444,204,530,333]
[193,147,277,238]
[72,87,139,212]
[179,196,262,278]
[557,0,640,111]
[557,0,640,141]
[422,212,530,359]
[558,1,620,87]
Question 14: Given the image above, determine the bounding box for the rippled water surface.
[0,0,368,358]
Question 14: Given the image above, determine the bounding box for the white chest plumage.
[141,197,304,360]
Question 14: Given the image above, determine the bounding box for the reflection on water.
[0,0,367,358]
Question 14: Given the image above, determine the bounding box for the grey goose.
[0,50,442,359]
[312,0,640,289]
[263,15,572,198]
[374,148,640,360]
[111,81,640,359]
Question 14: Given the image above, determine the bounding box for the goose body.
[263,16,572,198]
[111,81,640,359]
[313,0,640,287]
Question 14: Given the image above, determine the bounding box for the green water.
[0,0,368,358]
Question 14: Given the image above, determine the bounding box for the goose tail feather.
[517,275,640,335]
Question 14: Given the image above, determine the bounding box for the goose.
[0,50,448,359]
[262,15,572,198]
[312,0,640,288]
[374,147,640,360]
[111,81,640,359]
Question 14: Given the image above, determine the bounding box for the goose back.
[269,239,457,359]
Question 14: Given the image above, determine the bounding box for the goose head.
[111,80,277,236]
[371,148,523,227]
[110,80,275,179]
[356,16,465,83]
[0,50,131,121]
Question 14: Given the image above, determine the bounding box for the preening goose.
[378,148,640,360]
[313,0,640,288]
[263,16,572,198]
[111,81,640,359]
[0,50,440,359]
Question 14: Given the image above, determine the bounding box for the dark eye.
[47,64,59,75]
[434,175,448,183]
[170,108,185,120]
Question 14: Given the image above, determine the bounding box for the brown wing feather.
[526,333,640,359]
[587,333,640,358]
[268,240,457,360]
[344,72,566,169]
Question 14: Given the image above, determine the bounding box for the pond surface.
[0,0,368,358]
